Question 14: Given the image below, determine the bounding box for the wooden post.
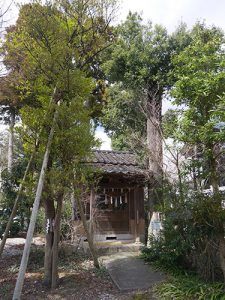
[134,189,140,243]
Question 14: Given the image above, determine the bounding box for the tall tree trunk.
[146,91,163,207]
[146,89,163,244]
[43,196,55,286]
[72,184,99,268]
[8,108,15,173]
[13,104,58,300]
[147,116,162,180]
[0,153,34,257]
[43,188,64,289]
[51,194,63,289]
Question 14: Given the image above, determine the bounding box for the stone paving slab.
[103,252,165,291]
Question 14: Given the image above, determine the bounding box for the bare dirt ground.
[0,238,155,300]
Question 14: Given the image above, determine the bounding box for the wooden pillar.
[134,189,140,243]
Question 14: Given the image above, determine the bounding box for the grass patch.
[93,265,109,278]
[154,275,225,300]
[141,249,225,300]
[131,292,150,300]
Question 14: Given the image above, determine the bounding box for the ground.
[0,238,157,300]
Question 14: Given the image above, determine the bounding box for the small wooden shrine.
[86,150,146,243]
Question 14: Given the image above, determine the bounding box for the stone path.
[101,252,165,291]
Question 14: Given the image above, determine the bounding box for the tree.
[2,0,117,297]
[171,22,225,282]
[101,14,190,215]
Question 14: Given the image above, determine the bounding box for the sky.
[4,0,225,32]
[120,0,225,32]
[1,0,225,150]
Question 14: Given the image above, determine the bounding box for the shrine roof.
[88,150,146,177]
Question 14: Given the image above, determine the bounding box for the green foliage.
[101,12,169,149]
[1,0,116,201]
[171,22,225,146]
[154,275,225,300]
[35,207,45,234]
[101,83,146,150]
[143,189,225,281]
[0,210,21,238]
[60,199,73,240]
[157,25,225,285]
[101,13,190,151]
[0,159,34,236]
[162,109,182,139]
[93,265,108,278]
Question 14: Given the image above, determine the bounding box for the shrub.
[154,275,225,300]
[144,192,225,281]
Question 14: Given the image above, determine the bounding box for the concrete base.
[83,240,144,255]
[94,233,134,241]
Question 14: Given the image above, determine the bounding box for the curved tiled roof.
[88,150,146,176]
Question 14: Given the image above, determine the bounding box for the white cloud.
[120,0,225,32]
[95,126,112,150]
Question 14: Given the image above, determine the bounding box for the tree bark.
[51,193,63,289]
[43,184,64,289]
[7,108,15,173]
[146,91,163,208]
[146,89,163,245]
[43,196,55,287]
[12,103,58,300]
[147,116,163,179]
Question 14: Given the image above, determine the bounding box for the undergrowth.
[153,275,225,300]
[141,248,225,300]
